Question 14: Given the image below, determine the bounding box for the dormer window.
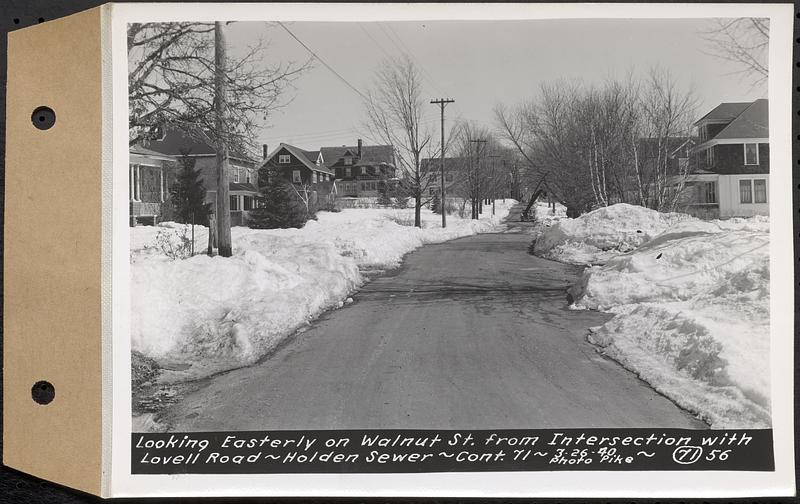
[279,154,290,164]
[344,157,353,166]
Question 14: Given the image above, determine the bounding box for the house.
[128,145,177,226]
[321,139,397,197]
[261,139,397,198]
[139,127,261,226]
[684,99,769,218]
[420,156,468,196]
[262,143,335,185]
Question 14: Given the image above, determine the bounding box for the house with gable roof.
[683,99,769,218]
[131,126,261,226]
[262,143,334,185]
[262,139,397,198]
[321,139,397,197]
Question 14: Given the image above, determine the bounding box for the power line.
[359,24,393,60]
[276,21,369,102]
[378,23,469,120]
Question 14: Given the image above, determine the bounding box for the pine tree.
[377,175,393,206]
[431,191,442,214]
[248,166,308,229]
[170,154,211,255]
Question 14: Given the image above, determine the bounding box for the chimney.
[262,144,269,160]
[357,138,362,158]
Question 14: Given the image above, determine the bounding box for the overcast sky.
[225,19,768,152]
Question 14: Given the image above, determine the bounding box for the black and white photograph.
[126,9,780,447]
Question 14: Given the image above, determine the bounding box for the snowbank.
[131,202,514,383]
[533,203,693,265]
[570,216,770,428]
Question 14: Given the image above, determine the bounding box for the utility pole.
[430,98,454,228]
[469,139,486,219]
[215,21,232,257]
[488,154,500,216]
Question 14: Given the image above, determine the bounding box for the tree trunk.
[414,196,422,228]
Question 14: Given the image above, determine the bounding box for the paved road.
[162,206,706,431]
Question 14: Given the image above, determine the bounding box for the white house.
[682,99,769,219]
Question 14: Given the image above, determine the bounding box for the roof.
[229,182,259,193]
[712,99,768,140]
[694,102,752,126]
[320,145,395,168]
[143,126,253,161]
[420,156,469,170]
[130,144,175,162]
[264,143,334,175]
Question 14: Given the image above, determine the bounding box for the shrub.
[131,350,161,390]
[154,225,193,259]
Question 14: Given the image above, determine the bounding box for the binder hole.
[13,18,19,24]
[31,106,55,130]
[31,380,55,405]
[37,17,45,23]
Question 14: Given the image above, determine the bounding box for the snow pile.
[131,201,514,382]
[533,203,693,265]
[570,216,770,428]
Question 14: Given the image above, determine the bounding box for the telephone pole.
[430,98,454,228]
[215,21,232,257]
[469,139,486,219]
[488,155,500,216]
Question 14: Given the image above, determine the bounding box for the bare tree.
[635,67,698,211]
[496,70,696,216]
[700,18,769,88]
[364,55,434,227]
[128,22,310,155]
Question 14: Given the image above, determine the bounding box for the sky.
[225,18,768,152]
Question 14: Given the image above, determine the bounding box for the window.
[244,196,253,211]
[345,167,352,178]
[230,195,240,211]
[744,143,759,165]
[344,157,353,166]
[706,147,714,166]
[279,154,290,164]
[739,179,753,204]
[233,167,240,183]
[292,170,302,183]
[312,172,318,184]
[445,173,454,182]
[753,179,767,203]
[245,169,251,184]
[702,182,717,204]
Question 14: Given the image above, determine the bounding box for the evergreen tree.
[431,190,442,214]
[376,175,393,206]
[169,154,211,255]
[170,154,211,226]
[248,166,308,229]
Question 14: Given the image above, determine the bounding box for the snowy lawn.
[531,203,771,428]
[131,201,514,384]
[532,203,693,265]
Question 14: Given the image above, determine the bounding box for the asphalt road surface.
[162,206,706,431]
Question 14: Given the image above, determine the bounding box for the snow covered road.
[159,209,706,431]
